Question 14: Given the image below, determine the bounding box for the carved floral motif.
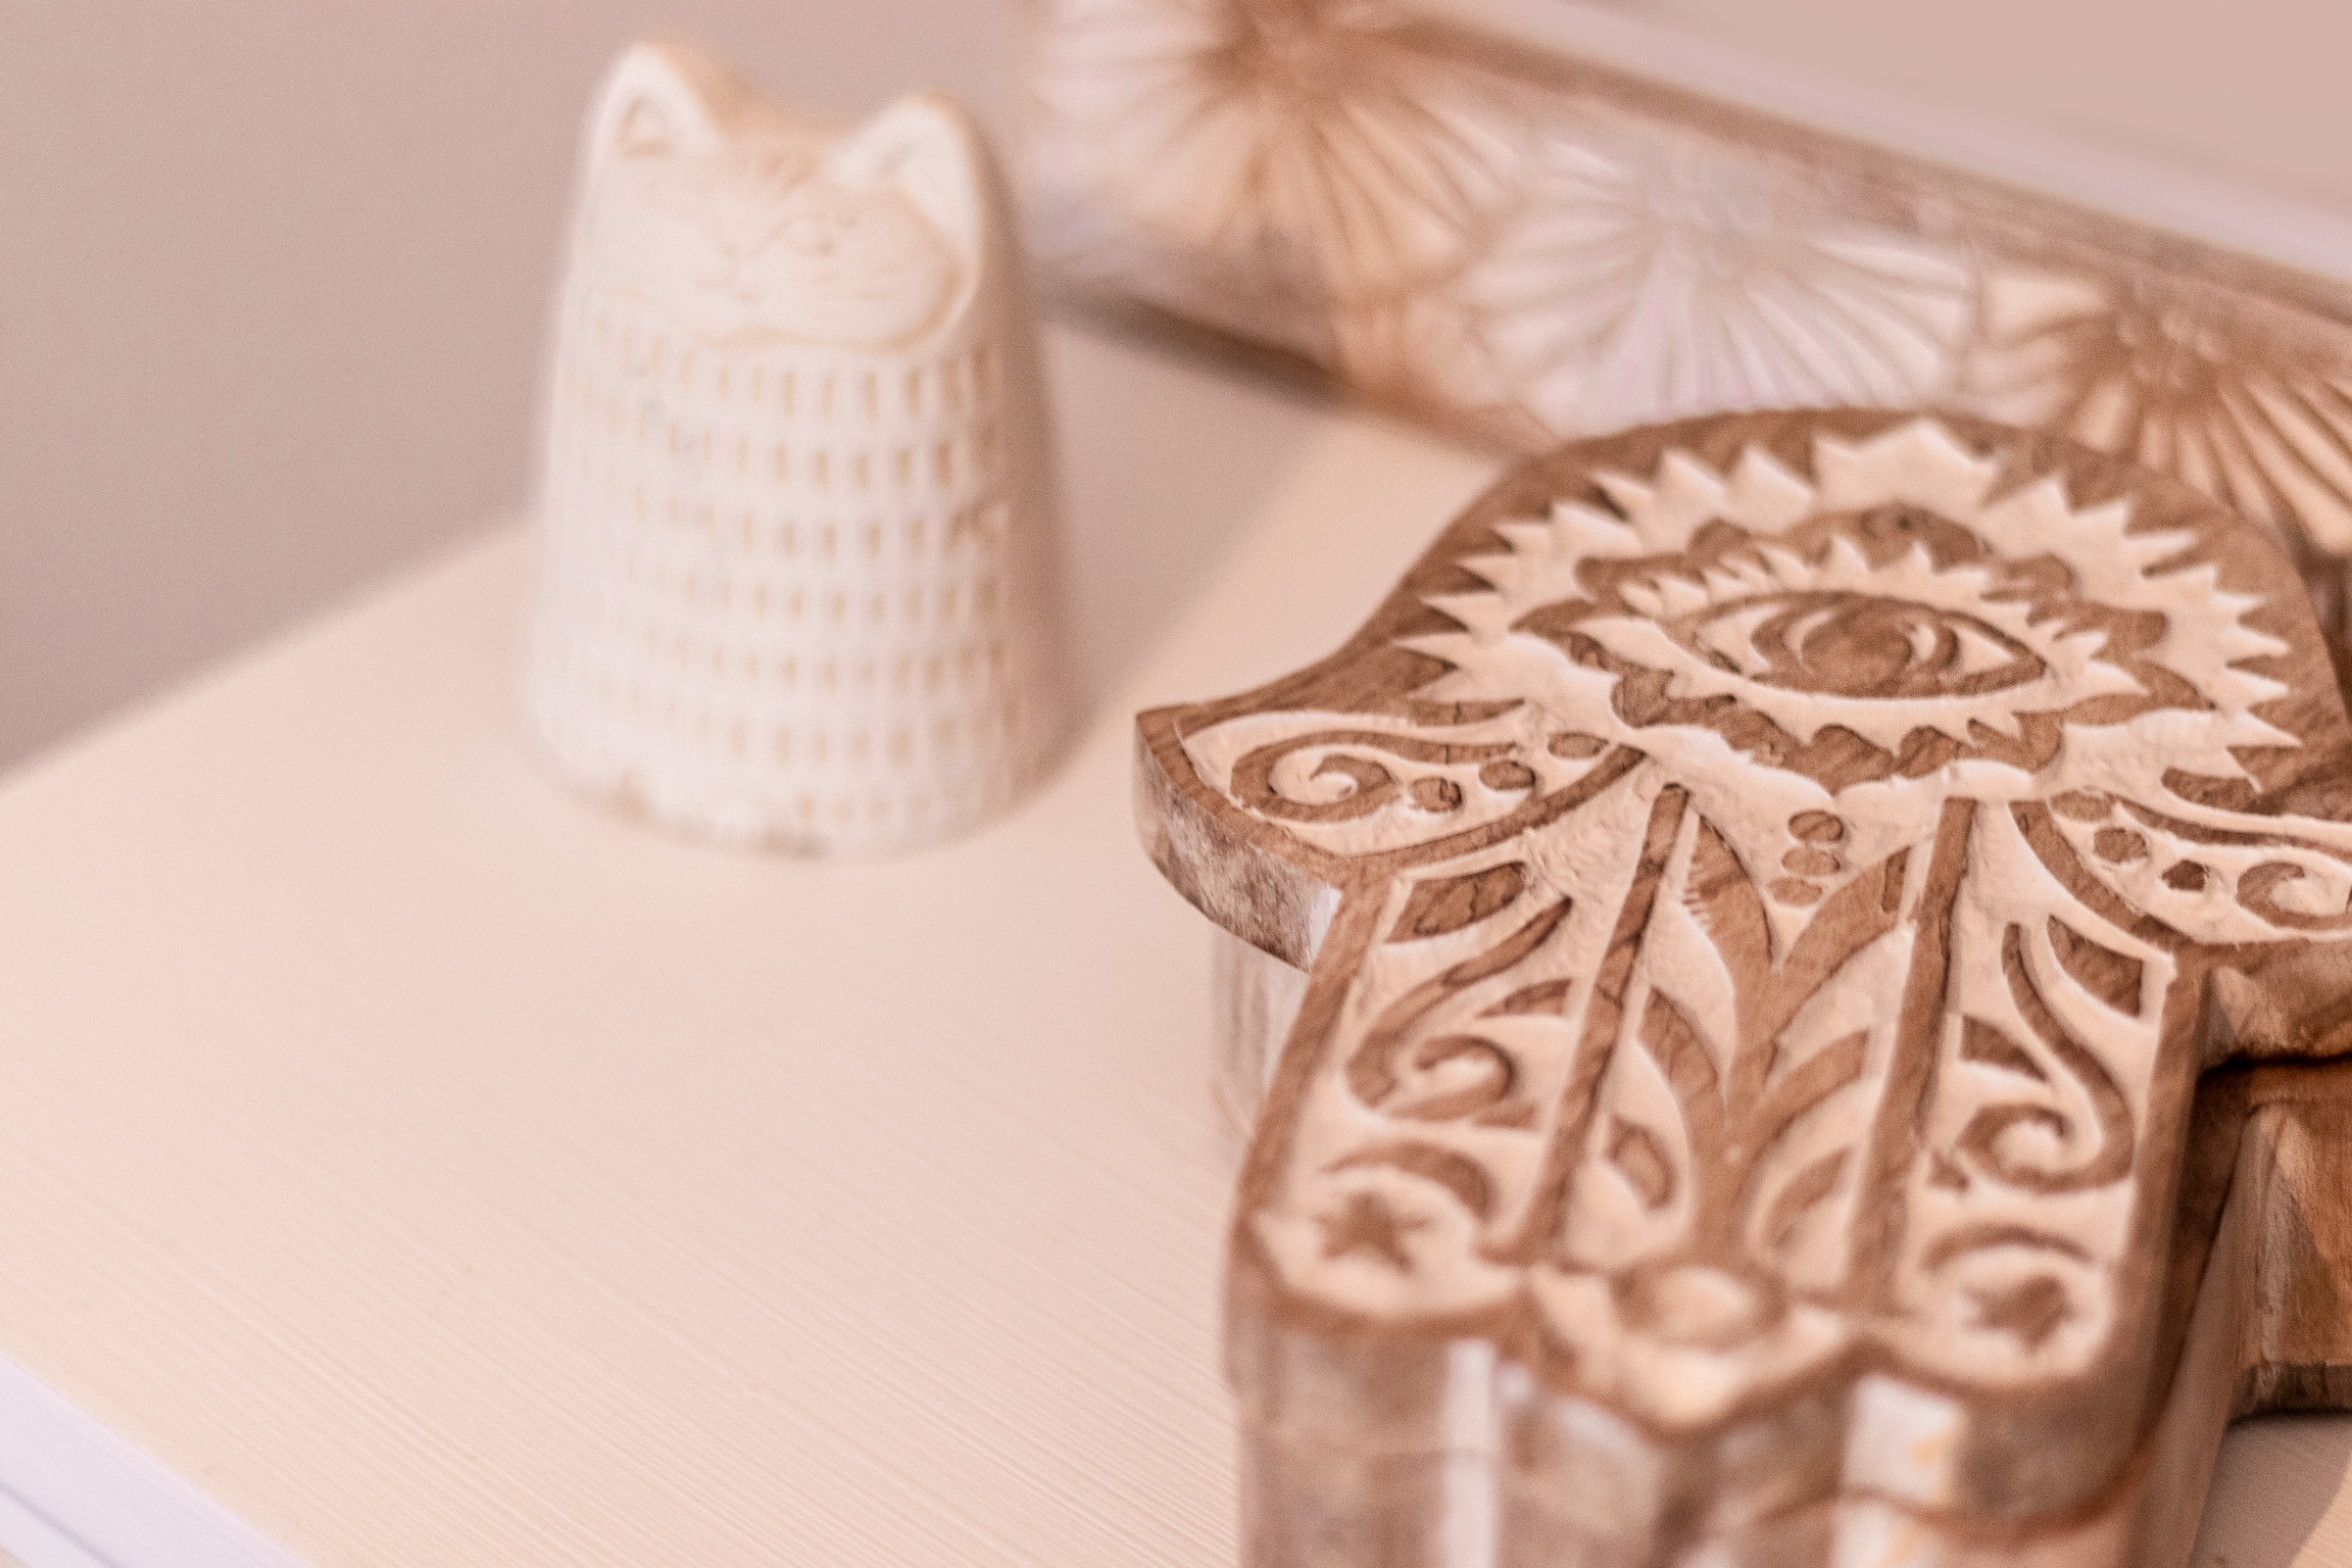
[1028,0,1527,368]
[1468,127,1973,432]
[1969,271,2352,560]
[1028,0,2352,635]
[1144,412,2352,1555]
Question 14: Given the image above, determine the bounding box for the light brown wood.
[1027,0,2352,671]
[1215,925,1314,1149]
[1139,409,2352,1565]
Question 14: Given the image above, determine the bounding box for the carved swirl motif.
[1171,418,2352,1441]
[1666,589,2042,697]
[1230,728,1520,820]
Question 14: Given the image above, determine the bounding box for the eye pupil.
[1666,591,2043,700]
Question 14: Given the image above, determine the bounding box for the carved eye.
[1666,593,2047,700]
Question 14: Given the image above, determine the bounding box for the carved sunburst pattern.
[1028,3,1979,425]
[1027,0,2352,673]
[1967,270,2352,564]
[1151,413,2352,1540]
[1028,0,1524,323]
[1465,130,1974,434]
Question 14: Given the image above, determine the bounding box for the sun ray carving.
[1029,0,1526,318]
[1965,270,2352,562]
[1456,130,1974,433]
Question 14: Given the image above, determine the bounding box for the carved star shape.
[1970,1275,2071,1350]
[1317,1192,1423,1271]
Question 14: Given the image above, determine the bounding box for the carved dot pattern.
[1784,848,1840,877]
[2051,791,2112,822]
[1767,811,1846,903]
[1157,412,2352,1568]
[1410,777,1464,812]
[2092,828,2148,863]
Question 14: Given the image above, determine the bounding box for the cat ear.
[585,39,747,172]
[824,95,991,261]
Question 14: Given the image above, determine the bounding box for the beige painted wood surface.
[0,325,2346,1563]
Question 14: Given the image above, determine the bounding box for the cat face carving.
[571,46,973,347]
[522,42,1072,855]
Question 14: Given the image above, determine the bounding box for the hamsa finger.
[1139,410,2352,1567]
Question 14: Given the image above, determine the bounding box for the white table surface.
[0,320,2347,1567]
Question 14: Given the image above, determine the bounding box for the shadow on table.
[2193,1412,2352,1566]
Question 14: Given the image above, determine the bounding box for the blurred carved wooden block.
[1027,0,2352,653]
[1137,409,2352,1565]
[523,40,1074,856]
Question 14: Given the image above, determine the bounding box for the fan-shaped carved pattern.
[1027,0,2352,652]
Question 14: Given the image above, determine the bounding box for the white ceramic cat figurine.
[522,39,1075,855]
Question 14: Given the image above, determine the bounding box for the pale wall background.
[1648,0,2352,220]
[0,0,1018,769]
[1,0,2348,770]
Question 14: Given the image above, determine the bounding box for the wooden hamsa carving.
[1137,410,2352,1566]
